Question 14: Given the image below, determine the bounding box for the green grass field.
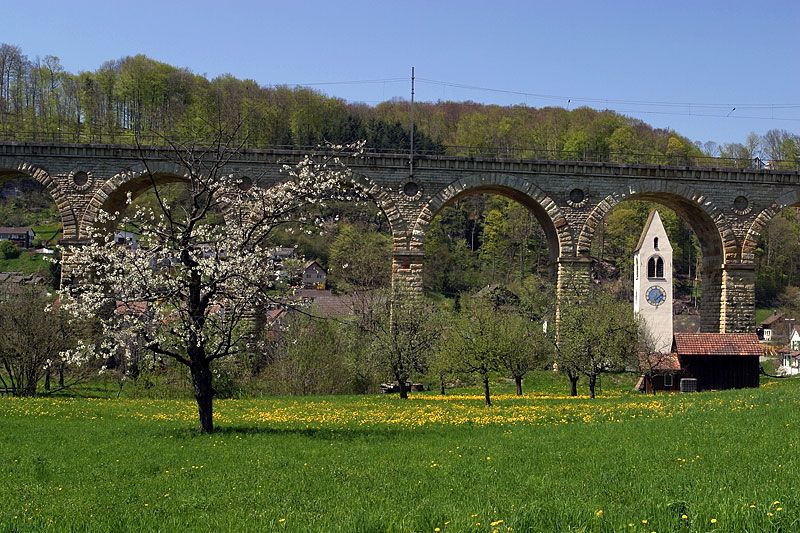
[1,378,798,532]
[0,250,51,276]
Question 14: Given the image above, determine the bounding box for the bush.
[0,239,21,259]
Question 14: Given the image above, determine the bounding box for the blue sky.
[2,0,798,145]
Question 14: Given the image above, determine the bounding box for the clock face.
[646,285,667,307]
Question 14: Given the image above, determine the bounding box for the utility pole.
[409,66,415,176]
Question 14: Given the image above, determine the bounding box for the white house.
[779,326,800,376]
[114,231,139,250]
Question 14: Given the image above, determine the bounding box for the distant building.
[673,333,762,390]
[302,260,327,289]
[268,247,296,261]
[0,226,34,248]
[113,231,138,250]
[758,313,792,343]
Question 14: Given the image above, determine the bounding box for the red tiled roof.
[638,352,682,371]
[673,333,762,357]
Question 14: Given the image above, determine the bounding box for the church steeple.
[633,210,673,353]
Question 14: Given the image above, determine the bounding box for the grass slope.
[1,380,798,532]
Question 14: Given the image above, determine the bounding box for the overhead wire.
[272,75,800,122]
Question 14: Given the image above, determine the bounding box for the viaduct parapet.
[3,141,800,333]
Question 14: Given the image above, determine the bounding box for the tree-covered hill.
[0,43,711,161]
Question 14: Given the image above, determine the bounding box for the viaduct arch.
[2,140,800,333]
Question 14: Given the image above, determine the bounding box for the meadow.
[0,378,798,532]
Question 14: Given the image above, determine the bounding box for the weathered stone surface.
[2,141,799,332]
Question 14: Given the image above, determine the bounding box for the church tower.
[633,210,673,353]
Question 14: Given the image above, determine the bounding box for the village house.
[757,313,794,343]
[302,260,327,289]
[776,326,800,376]
[113,231,139,250]
[0,226,34,248]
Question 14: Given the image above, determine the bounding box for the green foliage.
[260,313,357,396]
[556,289,640,398]
[327,224,391,292]
[0,239,19,259]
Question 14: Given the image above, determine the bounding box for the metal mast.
[409,66,415,176]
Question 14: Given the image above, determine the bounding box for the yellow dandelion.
[434,528,440,532]
[681,514,688,520]
[710,518,717,524]
[641,519,648,524]
[595,510,604,517]
[490,519,504,526]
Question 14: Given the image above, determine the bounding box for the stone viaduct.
[2,140,800,333]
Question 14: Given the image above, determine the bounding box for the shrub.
[0,239,21,259]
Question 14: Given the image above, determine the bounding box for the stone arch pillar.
[0,159,80,289]
[578,184,739,333]
[408,173,575,306]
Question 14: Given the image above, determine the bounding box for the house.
[302,260,327,289]
[113,231,139,250]
[673,333,762,390]
[789,325,800,351]
[776,326,800,376]
[0,226,34,248]
[758,313,792,342]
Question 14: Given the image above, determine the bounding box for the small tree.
[0,287,75,396]
[441,299,512,406]
[370,293,440,399]
[497,311,550,395]
[0,239,20,259]
[555,289,640,398]
[59,134,366,433]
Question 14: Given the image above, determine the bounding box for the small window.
[648,257,656,278]
[656,257,664,278]
[654,237,659,250]
[664,374,673,387]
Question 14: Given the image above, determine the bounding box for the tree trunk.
[398,380,408,399]
[569,375,579,396]
[439,376,446,395]
[190,363,215,433]
[58,363,64,388]
[514,375,523,396]
[44,368,51,392]
[588,373,597,399]
[482,375,492,406]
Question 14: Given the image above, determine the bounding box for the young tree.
[370,294,441,399]
[440,299,513,406]
[497,311,550,395]
[59,134,366,432]
[0,287,75,396]
[555,289,640,398]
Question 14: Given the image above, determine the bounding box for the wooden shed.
[673,333,762,391]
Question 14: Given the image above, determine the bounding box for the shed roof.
[303,259,325,272]
[0,226,33,234]
[760,313,785,326]
[638,352,682,371]
[673,333,762,357]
